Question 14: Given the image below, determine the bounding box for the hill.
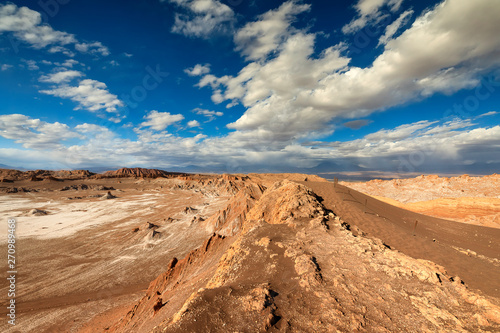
[341,174,500,228]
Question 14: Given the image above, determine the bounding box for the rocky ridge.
[0,168,95,181]
[106,178,500,333]
[98,168,186,179]
[342,174,500,228]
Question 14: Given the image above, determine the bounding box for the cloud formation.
[377,9,413,46]
[185,64,210,76]
[193,108,223,122]
[0,4,109,56]
[1,113,499,175]
[194,0,500,149]
[342,0,403,34]
[234,1,310,61]
[39,69,83,84]
[187,120,200,128]
[40,79,123,112]
[0,114,80,149]
[344,119,373,130]
[169,0,235,38]
[140,111,185,131]
[1,64,12,71]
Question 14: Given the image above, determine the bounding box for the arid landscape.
[341,174,500,228]
[2,0,500,332]
[0,168,499,332]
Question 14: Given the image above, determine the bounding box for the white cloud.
[75,41,110,56]
[0,4,76,48]
[140,111,184,131]
[39,70,83,84]
[476,111,498,119]
[59,59,80,68]
[310,119,500,174]
[185,64,210,76]
[169,0,235,38]
[195,0,500,148]
[193,108,223,122]
[187,120,200,128]
[22,59,39,71]
[47,45,75,57]
[0,114,80,149]
[1,113,499,174]
[234,0,310,61]
[40,79,123,112]
[75,123,116,140]
[0,4,109,56]
[378,9,413,46]
[1,64,12,71]
[108,116,123,123]
[342,0,403,34]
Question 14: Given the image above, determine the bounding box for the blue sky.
[0,0,499,177]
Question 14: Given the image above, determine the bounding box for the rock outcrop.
[342,174,500,228]
[107,179,500,332]
[0,168,95,180]
[98,168,186,179]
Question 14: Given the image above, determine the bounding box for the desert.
[0,168,499,332]
[2,0,500,332]
[341,174,500,228]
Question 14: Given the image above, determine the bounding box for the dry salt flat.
[0,193,176,241]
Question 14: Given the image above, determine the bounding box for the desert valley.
[0,168,499,332]
[2,0,500,332]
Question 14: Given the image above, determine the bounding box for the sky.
[0,0,499,178]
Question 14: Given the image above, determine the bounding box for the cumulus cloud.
[0,4,109,56]
[184,63,210,76]
[2,112,499,174]
[40,79,123,112]
[39,70,83,84]
[342,0,403,34]
[194,0,500,148]
[307,118,500,175]
[140,111,184,131]
[0,114,81,149]
[187,119,201,127]
[234,0,311,61]
[169,0,235,38]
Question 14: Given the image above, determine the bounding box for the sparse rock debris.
[101,191,117,199]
